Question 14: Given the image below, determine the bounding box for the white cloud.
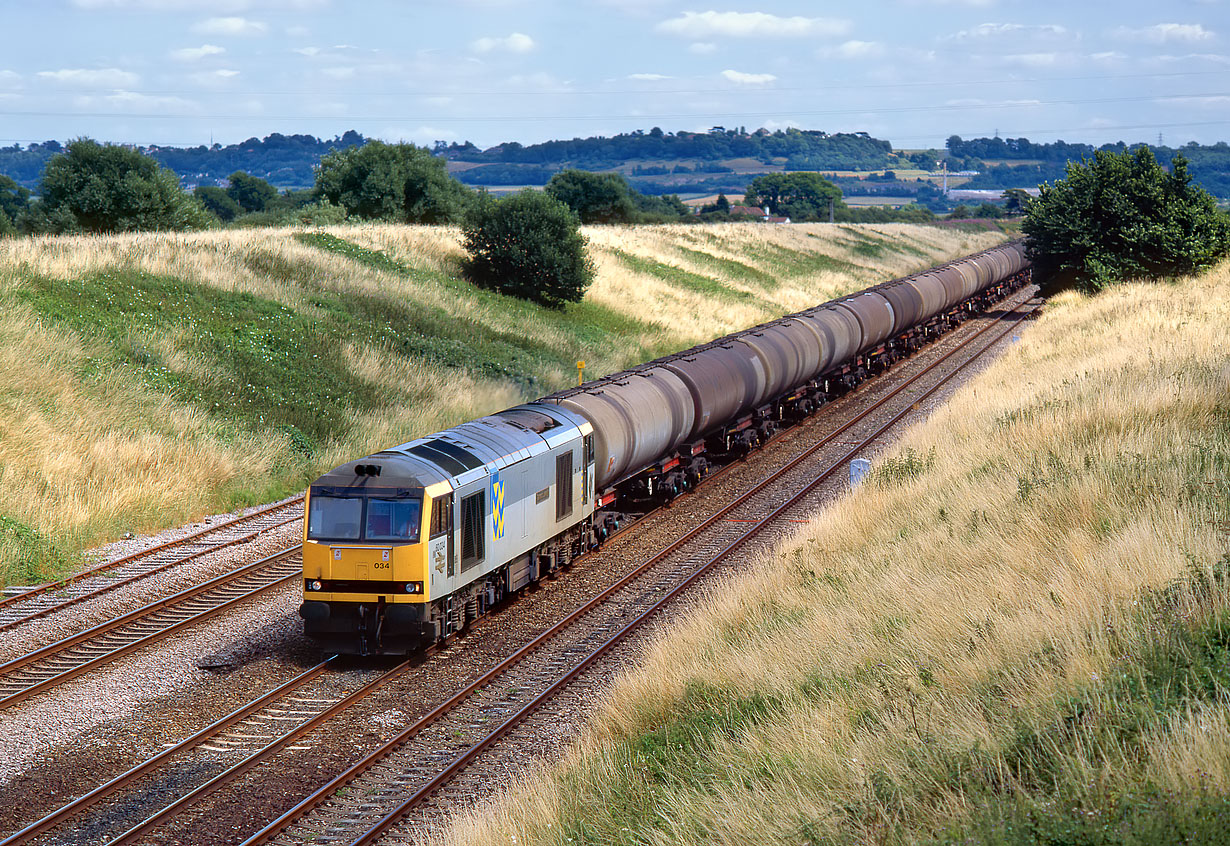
[470,32,536,53]
[322,66,357,79]
[948,23,1068,40]
[689,42,717,54]
[170,44,225,61]
[38,68,140,87]
[190,68,240,86]
[721,69,776,85]
[628,73,671,80]
[193,17,268,37]
[0,70,20,87]
[1091,51,1128,62]
[656,11,850,39]
[819,40,885,59]
[1114,23,1215,43]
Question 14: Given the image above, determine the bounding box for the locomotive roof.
[311,403,590,492]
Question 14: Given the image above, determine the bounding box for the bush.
[39,138,213,233]
[1023,148,1230,292]
[545,169,638,224]
[462,190,594,309]
[282,199,348,227]
[315,140,471,223]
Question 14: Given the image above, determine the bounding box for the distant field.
[448,261,1230,846]
[842,196,918,207]
[0,223,1006,586]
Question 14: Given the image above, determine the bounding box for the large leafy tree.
[39,138,213,233]
[1023,148,1230,292]
[226,171,277,213]
[462,190,594,309]
[195,185,243,221]
[0,175,31,231]
[545,169,638,224]
[314,141,471,222]
[744,172,843,220]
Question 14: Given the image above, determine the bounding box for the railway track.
[0,497,303,634]
[0,549,302,711]
[207,292,1036,846]
[0,289,1036,846]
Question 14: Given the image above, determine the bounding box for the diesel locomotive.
[300,240,1032,654]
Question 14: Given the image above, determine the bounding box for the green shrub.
[461,190,595,309]
[1023,148,1230,292]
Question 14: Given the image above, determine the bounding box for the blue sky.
[2,0,1228,151]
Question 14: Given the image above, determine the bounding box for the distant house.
[730,204,791,223]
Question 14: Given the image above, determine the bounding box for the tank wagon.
[300,241,1031,654]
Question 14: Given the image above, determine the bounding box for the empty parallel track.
[0,549,302,710]
[0,497,303,633]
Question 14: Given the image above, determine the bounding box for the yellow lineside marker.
[577,360,586,385]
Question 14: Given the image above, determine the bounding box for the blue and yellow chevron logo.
[491,471,506,540]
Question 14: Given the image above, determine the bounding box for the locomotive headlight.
[308,579,323,591]
[403,581,423,594]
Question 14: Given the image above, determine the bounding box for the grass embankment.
[445,266,1230,844]
[0,223,1004,587]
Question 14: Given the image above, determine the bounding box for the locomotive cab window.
[308,496,362,540]
[430,493,452,538]
[364,497,421,542]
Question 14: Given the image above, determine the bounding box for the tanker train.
[300,241,1032,654]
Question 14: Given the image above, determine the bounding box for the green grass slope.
[446,263,1230,845]
[0,222,1006,586]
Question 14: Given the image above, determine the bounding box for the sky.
[2,0,1228,152]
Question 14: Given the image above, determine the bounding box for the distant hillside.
[3,128,1229,201]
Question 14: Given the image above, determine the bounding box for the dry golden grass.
[0,222,1003,584]
[443,264,1230,845]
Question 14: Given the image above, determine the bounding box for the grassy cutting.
[0,222,1006,586]
[443,263,1230,846]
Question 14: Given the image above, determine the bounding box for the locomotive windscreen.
[308,491,422,543]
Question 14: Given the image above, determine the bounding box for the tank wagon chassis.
[300,243,1032,655]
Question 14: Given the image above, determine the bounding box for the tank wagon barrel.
[540,240,1030,491]
[299,239,1030,654]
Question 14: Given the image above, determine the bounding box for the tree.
[744,172,842,220]
[1001,188,1032,215]
[39,138,213,233]
[226,171,277,213]
[195,185,243,221]
[1023,148,1230,292]
[315,141,471,222]
[545,169,637,223]
[0,175,31,228]
[461,190,594,309]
